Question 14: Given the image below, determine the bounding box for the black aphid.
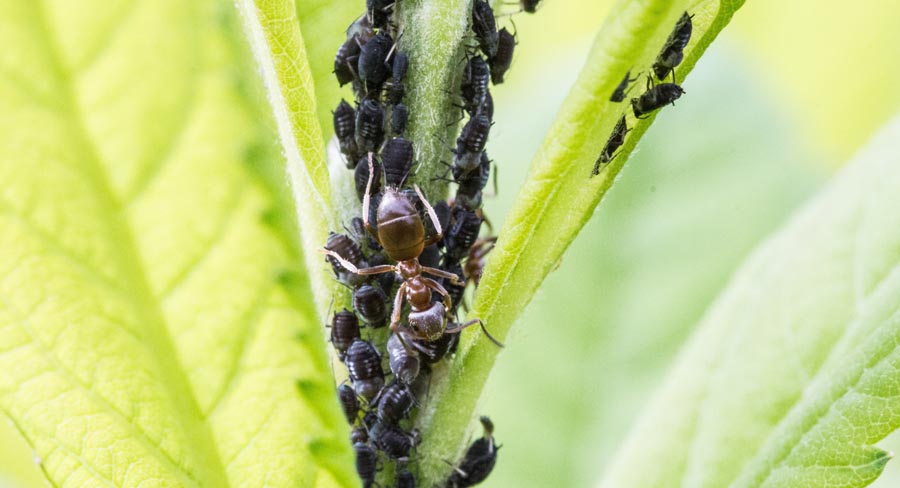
[345,339,385,401]
[445,206,483,262]
[330,308,362,359]
[388,51,409,104]
[337,383,360,424]
[413,332,459,364]
[631,76,685,119]
[371,422,419,459]
[396,461,417,488]
[352,284,389,329]
[382,137,415,187]
[454,151,491,209]
[521,0,542,13]
[592,115,631,175]
[653,12,694,81]
[333,100,358,166]
[334,39,361,87]
[454,113,492,173]
[392,103,409,135]
[489,28,516,85]
[441,262,467,316]
[461,56,490,115]
[353,438,378,488]
[325,233,367,286]
[610,70,639,103]
[472,0,499,58]
[355,99,386,153]
[366,0,391,29]
[387,332,421,384]
[355,154,384,202]
[358,31,394,93]
[446,416,499,488]
[376,379,416,424]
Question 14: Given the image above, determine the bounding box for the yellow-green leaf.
[0,0,351,486]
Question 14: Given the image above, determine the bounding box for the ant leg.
[445,318,504,348]
[362,152,382,243]
[389,281,409,333]
[422,266,464,286]
[421,277,453,311]
[319,249,396,276]
[415,184,445,243]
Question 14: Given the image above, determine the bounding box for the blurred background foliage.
[2,0,900,487]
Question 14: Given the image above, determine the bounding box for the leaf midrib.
[26,0,231,485]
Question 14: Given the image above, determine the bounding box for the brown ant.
[321,155,503,350]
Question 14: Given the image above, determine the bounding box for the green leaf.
[601,112,900,488]
[0,0,351,486]
[415,0,747,482]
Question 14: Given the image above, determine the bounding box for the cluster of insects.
[592,11,693,176]
[322,0,540,486]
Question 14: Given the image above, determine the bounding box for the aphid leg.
[446,318,504,348]
[415,184,444,242]
[422,266,465,286]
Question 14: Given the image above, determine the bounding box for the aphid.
[388,332,421,384]
[366,0,391,29]
[441,262,467,316]
[382,136,415,187]
[322,157,502,348]
[355,154,384,202]
[396,460,417,488]
[330,308,361,359]
[375,379,416,424]
[337,383,360,424]
[653,12,694,81]
[355,99,386,153]
[388,52,409,104]
[453,113,492,173]
[353,284,389,329]
[446,416,499,488]
[413,331,459,364]
[472,0,499,58]
[464,237,496,288]
[592,115,631,175]
[354,438,378,488]
[345,339,385,401]
[454,151,491,205]
[371,422,419,459]
[419,244,442,270]
[631,76,685,119]
[334,39,362,87]
[368,250,398,293]
[489,28,516,85]
[333,100,358,166]
[460,56,490,115]
[609,70,639,103]
[445,206,483,262]
[392,102,409,135]
[358,31,394,93]
[325,232,367,286]
[521,0,542,13]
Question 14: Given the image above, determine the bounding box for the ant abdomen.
[407,300,447,342]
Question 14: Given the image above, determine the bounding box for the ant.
[321,155,503,349]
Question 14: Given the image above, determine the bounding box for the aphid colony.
[322,0,538,486]
[593,11,693,176]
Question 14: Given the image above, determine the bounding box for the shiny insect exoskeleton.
[371,422,419,459]
[366,0,391,29]
[631,76,685,119]
[388,52,409,104]
[356,99,386,153]
[472,0,499,58]
[382,136,415,187]
[489,28,515,85]
[358,31,394,93]
[335,16,374,87]
[446,416,499,488]
[345,338,385,401]
[610,70,639,103]
[338,383,360,424]
[333,99,358,166]
[454,113,492,173]
[453,151,491,209]
[392,102,409,135]
[322,157,502,348]
[445,206,483,262]
[353,284,388,328]
[330,308,362,359]
[355,154,384,202]
[592,115,631,175]
[375,379,416,424]
[388,332,421,384]
[325,232,367,286]
[461,56,490,115]
[413,331,459,364]
[653,12,694,81]
[354,437,378,488]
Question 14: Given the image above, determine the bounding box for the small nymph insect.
[345,338,385,401]
[329,308,361,359]
[609,70,639,103]
[333,100,358,166]
[631,76,685,119]
[337,383,360,424]
[353,435,378,488]
[388,331,421,384]
[352,284,388,329]
[489,28,516,85]
[358,31,394,93]
[592,115,631,176]
[653,12,694,82]
[355,99,386,153]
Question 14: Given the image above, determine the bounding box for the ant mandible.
[321,154,503,349]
